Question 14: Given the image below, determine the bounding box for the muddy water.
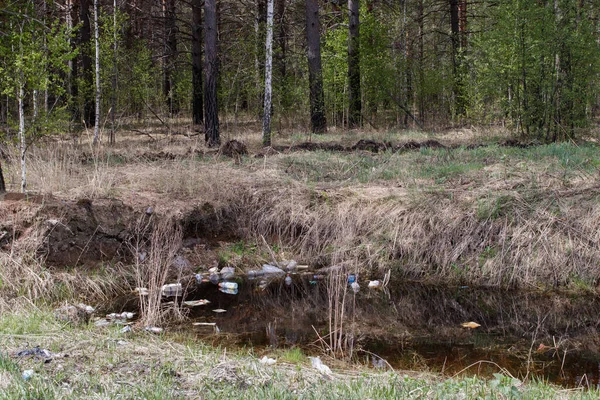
[117,276,600,388]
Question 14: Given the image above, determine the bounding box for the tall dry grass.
[131,215,186,326]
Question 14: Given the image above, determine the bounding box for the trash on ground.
[145,326,164,334]
[22,370,34,381]
[220,267,235,280]
[212,309,227,313]
[348,274,356,283]
[208,267,219,274]
[161,283,183,297]
[285,274,292,286]
[261,264,285,275]
[461,321,481,329]
[134,287,149,296]
[16,347,52,360]
[192,322,217,326]
[350,282,360,293]
[77,303,95,314]
[94,319,111,327]
[259,356,277,365]
[218,282,238,290]
[309,356,332,375]
[247,270,265,278]
[219,287,238,295]
[183,299,211,307]
[209,274,220,284]
[120,325,132,334]
[117,340,129,346]
[368,280,381,289]
[194,273,203,283]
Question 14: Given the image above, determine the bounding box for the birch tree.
[262,0,274,146]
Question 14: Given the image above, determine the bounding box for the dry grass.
[1,130,599,290]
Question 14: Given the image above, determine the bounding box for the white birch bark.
[18,82,26,193]
[262,0,274,146]
[93,0,101,145]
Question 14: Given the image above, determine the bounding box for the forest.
[1,1,600,399]
[2,0,600,149]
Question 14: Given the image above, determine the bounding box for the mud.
[0,196,236,268]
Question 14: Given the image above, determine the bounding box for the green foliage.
[471,0,600,140]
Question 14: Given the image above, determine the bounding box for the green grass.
[0,307,597,399]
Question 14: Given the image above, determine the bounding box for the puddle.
[108,275,600,388]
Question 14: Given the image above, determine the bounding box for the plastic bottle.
[218,281,238,290]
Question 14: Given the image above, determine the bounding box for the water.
[110,275,600,388]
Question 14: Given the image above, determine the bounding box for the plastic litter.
[134,287,149,296]
[219,287,238,295]
[183,299,211,307]
[22,370,34,381]
[209,274,221,285]
[120,326,132,334]
[212,309,227,313]
[350,281,360,293]
[461,321,481,329]
[368,280,381,289]
[145,326,163,334]
[309,356,332,375]
[283,260,298,271]
[259,356,277,365]
[248,270,265,278]
[94,319,111,327]
[78,303,95,314]
[285,274,293,286]
[194,273,203,284]
[16,347,52,360]
[220,267,235,280]
[348,274,356,284]
[219,282,238,290]
[261,264,285,275]
[208,267,219,274]
[161,283,182,297]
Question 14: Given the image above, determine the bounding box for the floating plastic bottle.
[218,282,238,290]
[161,283,182,297]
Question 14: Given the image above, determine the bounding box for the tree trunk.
[204,0,220,147]
[0,161,6,193]
[263,0,274,146]
[305,0,326,133]
[110,0,118,144]
[163,0,178,115]
[275,0,287,84]
[449,0,465,116]
[80,0,95,127]
[347,0,361,128]
[192,0,204,126]
[18,82,26,193]
[68,0,80,122]
[93,0,101,145]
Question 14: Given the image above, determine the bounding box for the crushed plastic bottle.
[284,274,293,286]
[350,281,360,293]
[219,287,238,295]
[22,369,34,381]
[348,274,356,284]
[194,273,203,284]
[220,267,235,280]
[161,283,182,297]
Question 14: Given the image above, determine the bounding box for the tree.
[163,0,178,115]
[93,0,101,145]
[204,0,220,147]
[0,3,75,191]
[305,0,326,133]
[192,0,203,126]
[80,0,95,127]
[262,0,274,146]
[347,0,361,128]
